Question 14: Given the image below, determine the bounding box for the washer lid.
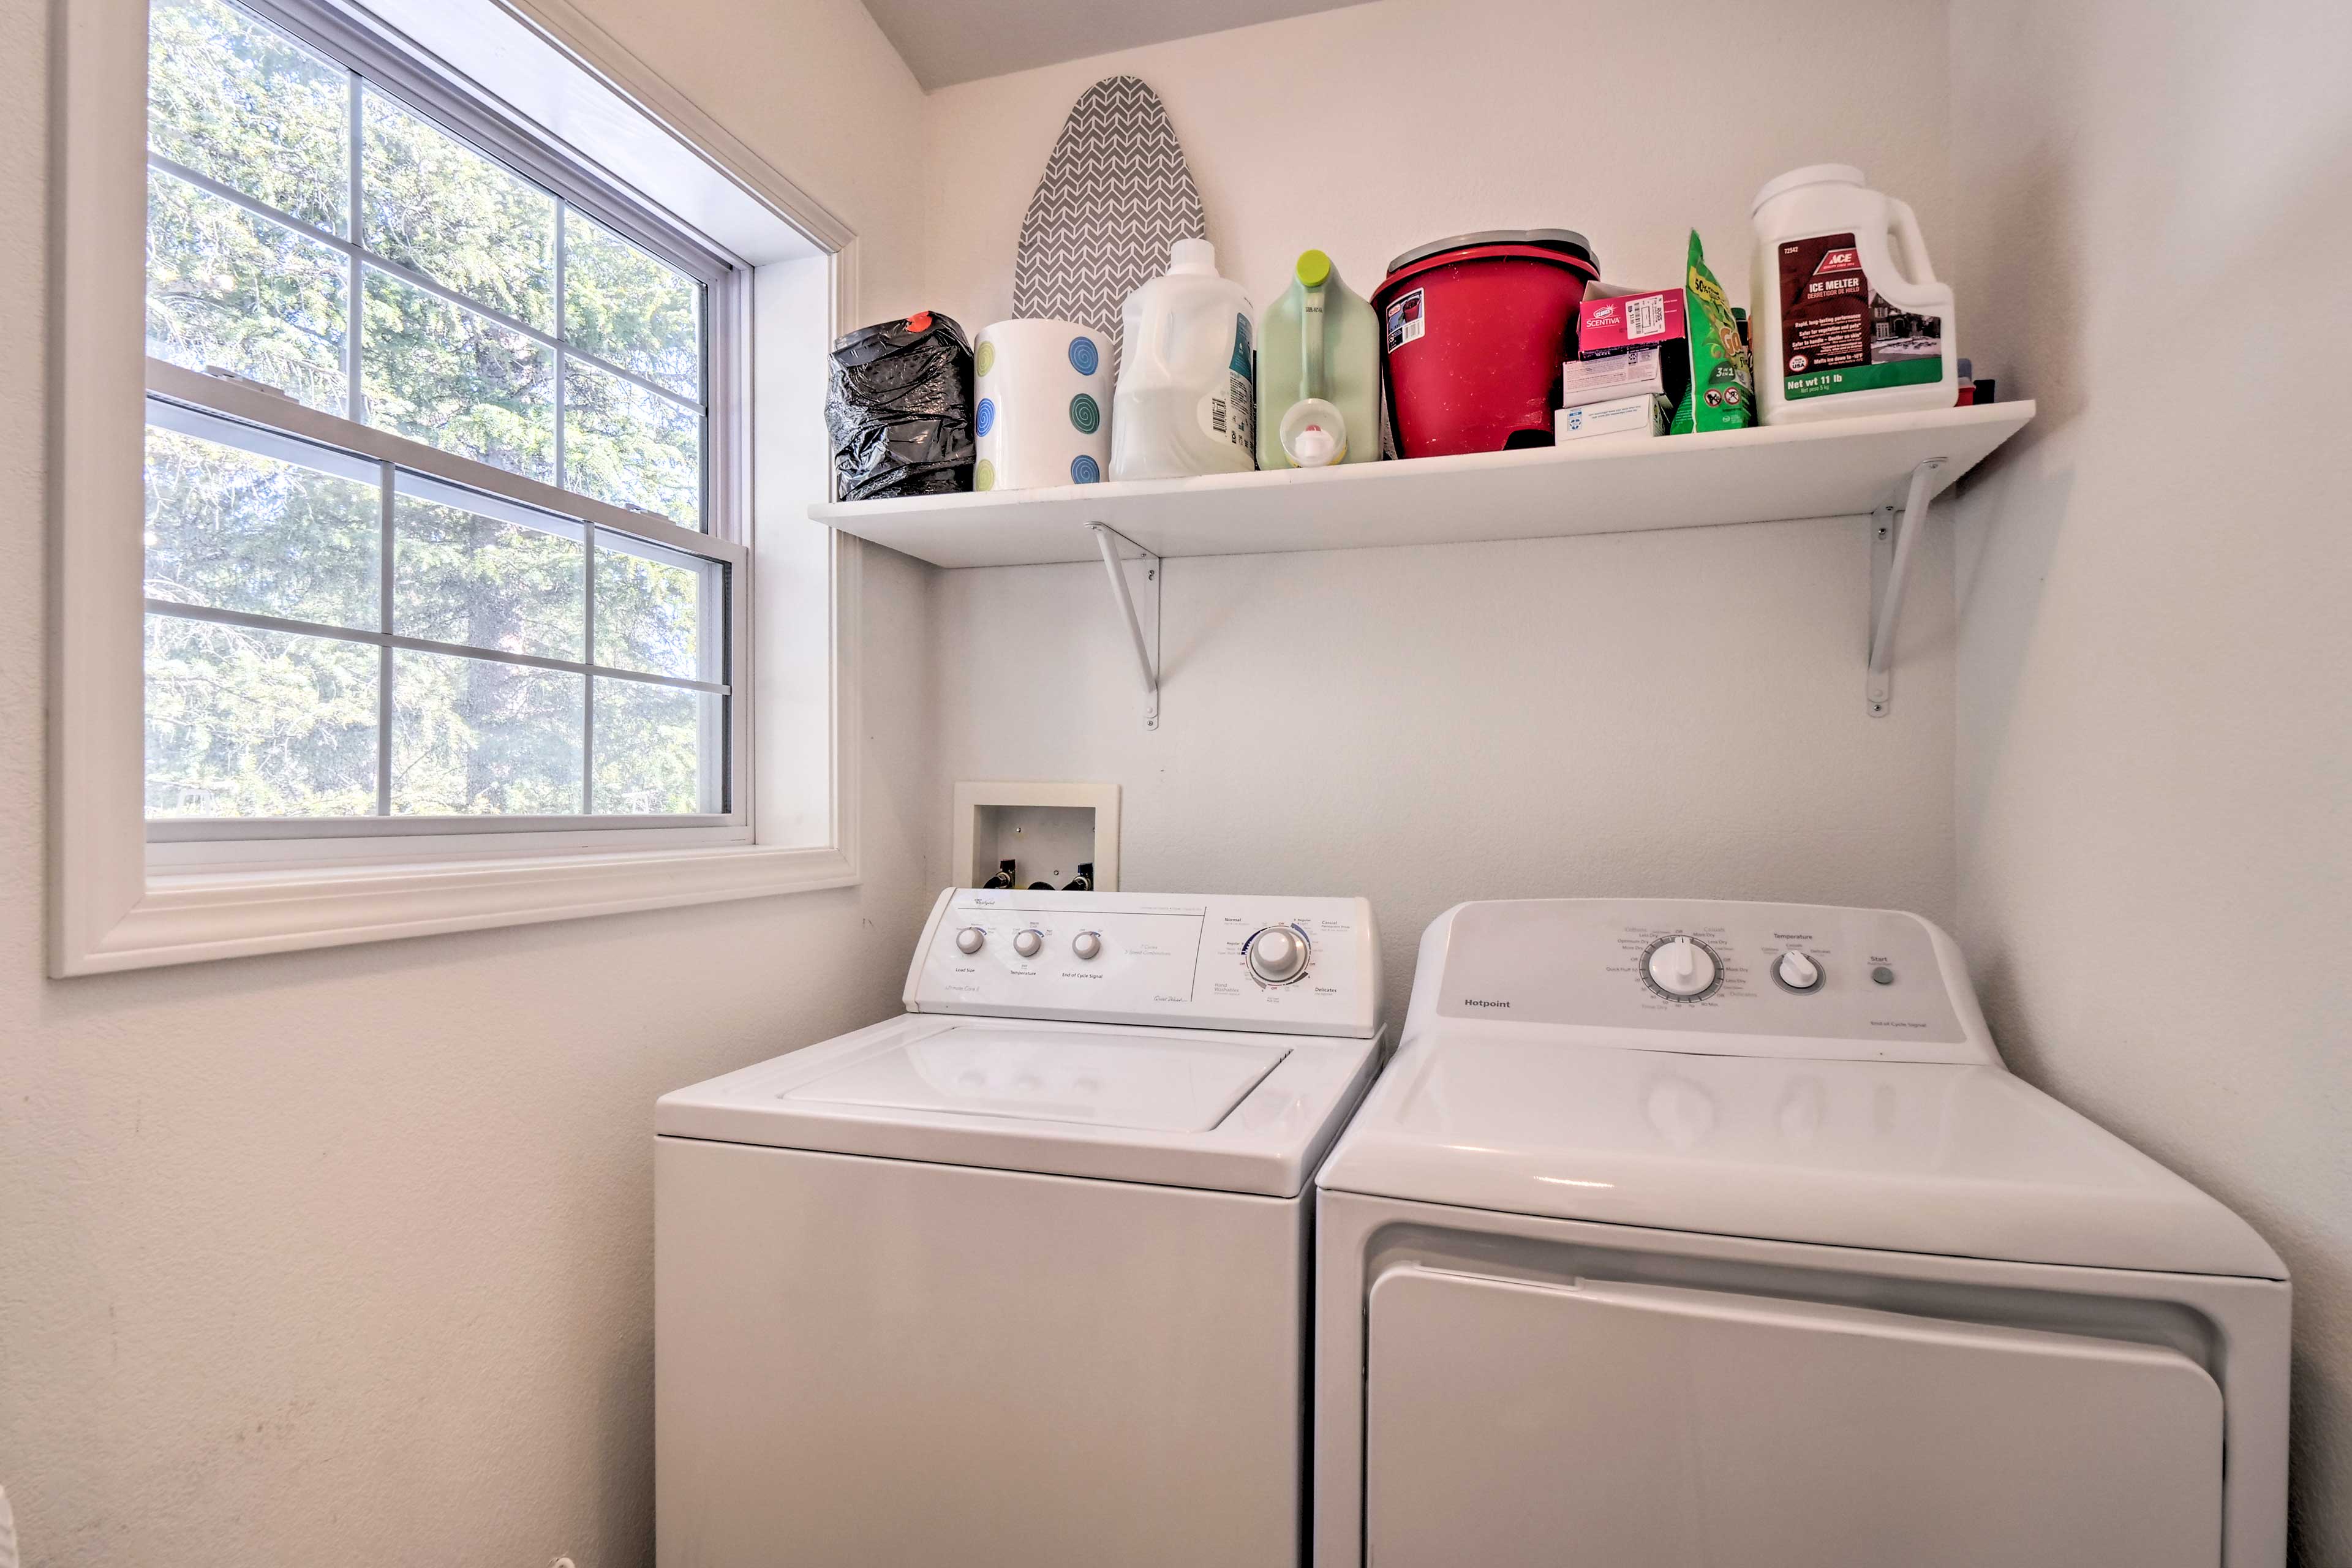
[783,1026,1287,1133]
[1316,1034,2285,1278]
[658,1014,1380,1197]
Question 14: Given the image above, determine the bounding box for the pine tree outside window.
[140,0,743,836]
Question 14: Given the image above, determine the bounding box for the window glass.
[145,614,379,817]
[565,212,699,398]
[146,168,349,413]
[145,420,379,630]
[391,649,583,815]
[565,358,701,526]
[361,88,557,332]
[393,489,584,663]
[361,268,556,482]
[594,682,718,814]
[594,533,717,681]
[148,0,349,236]
[140,0,729,828]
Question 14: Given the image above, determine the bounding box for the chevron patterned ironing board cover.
[1012,76,1207,381]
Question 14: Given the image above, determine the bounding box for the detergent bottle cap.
[1295,249,1332,288]
[1279,398,1348,467]
[1169,238,1218,275]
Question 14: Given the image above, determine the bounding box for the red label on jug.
[1778,232,1943,400]
[1383,288,1425,353]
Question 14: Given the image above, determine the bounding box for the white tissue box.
[1561,345,1667,406]
[1554,393,1667,443]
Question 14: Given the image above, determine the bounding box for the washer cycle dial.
[1245,925,1311,986]
[1643,936,1721,1000]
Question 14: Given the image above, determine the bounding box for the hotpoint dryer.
[1313,899,2288,1568]
[657,887,1382,1568]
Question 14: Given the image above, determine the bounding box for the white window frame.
[51,0,869,974]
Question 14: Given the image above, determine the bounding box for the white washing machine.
[657,887,1382,1568]
[1313,899,2289,1568]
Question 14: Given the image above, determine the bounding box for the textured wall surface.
[1947,1,2352,1558]
[918,0,1959,1024]
[0,0,938,1562]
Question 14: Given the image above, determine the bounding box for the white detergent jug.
[1751,165,1957,425]
[1109,239,1257,480]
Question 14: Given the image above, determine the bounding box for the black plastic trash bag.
[826,311,974,500]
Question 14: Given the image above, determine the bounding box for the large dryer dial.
[1642,935,1721,1001]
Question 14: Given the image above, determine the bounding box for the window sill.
[61,839,858,974]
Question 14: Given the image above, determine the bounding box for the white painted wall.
[918,0,1960,1023]
[1946,1,2352,1557]
[0,0,938,1563]
[920,0,1951,375]
[16,0,2342,1561]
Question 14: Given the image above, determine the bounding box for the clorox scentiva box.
[1572,233,1753,435]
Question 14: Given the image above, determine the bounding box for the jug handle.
[1887,198,1940,285]
[1302,285,1327,404]
[1150,300,1182,381]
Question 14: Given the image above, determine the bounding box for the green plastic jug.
[1255,249,1381,468]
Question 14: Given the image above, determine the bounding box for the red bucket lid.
[1382,228,1599,281]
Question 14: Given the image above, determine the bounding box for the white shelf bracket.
[1088,522,1161,730]
[1866,457,1947,716]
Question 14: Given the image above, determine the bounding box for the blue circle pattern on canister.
[1071,454,1101,484]
[975,397,996,437]
[1068,336,1099,375]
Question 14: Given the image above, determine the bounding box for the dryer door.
[1364,1267,2222,1568]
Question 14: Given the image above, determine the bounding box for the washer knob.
[1072,930,1103,962]
[1246,925,1310,985]
[1647,937,1718,998]
[955,926,986,956]
[1012,929,1044,959]
[1776,949,1822,990]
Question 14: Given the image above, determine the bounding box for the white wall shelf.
[810,401,2033,568]
[812,401,2034,722]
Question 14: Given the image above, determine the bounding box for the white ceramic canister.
[973,318,1112,491]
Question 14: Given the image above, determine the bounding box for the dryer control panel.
[1414,899,1995,1064]
[906,888,1381,1038]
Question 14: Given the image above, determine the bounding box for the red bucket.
[1373,230,1600,458]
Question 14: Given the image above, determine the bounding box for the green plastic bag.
[1672,231,1755,434]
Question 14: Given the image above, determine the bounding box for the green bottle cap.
[1295,249,1332,287]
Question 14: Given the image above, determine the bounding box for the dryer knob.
[1012,929,1044,959]
[1776,949,1822,990]
[1647,937,1718,998]
[955,926,986,956]
[1246,925,1310,985]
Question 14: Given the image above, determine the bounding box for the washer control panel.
[1426,899,1983,1061]
[908,888,1380,1038]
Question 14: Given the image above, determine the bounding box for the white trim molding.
[50,0,862,974]
[92,841,862,974]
